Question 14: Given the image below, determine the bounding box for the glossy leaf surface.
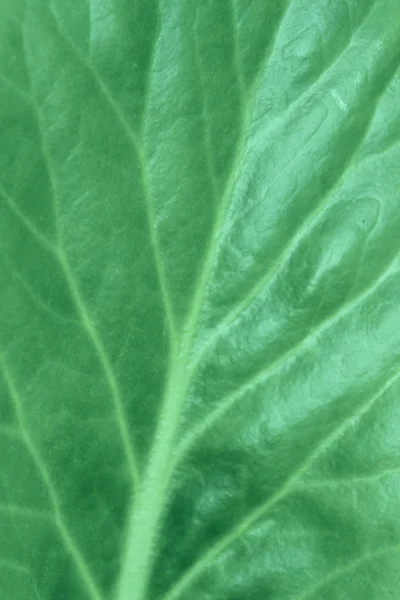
[1,1,400,599]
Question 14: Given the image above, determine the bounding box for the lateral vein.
[20,22,141,486]
[174,247,400,465]
[0,358,103,600]
[48,3,177,346]
[296,543,400,600]
[161,363,400,600]
[185,33,399,378]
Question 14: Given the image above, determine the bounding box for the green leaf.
[1,1,400,599]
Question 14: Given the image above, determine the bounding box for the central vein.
[116,338,191,600]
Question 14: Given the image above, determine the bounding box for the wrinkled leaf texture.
[1,0,400,599]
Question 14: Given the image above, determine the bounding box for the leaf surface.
[1,1,400,599]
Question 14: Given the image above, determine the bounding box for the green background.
[1,1,400,599]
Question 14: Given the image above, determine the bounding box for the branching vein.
[0,357,103,600]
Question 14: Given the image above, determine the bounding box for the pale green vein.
[0,184,57,254]
[295,365,400,487]
[138,0,161,139]
[114,4,384,598]
[229,0,246,117]
[20,25,141,486]
[0,357,103,600]
[217,0,377,245]
[1,166,140,487]
[366,132,400,161]
[296,543,400,600]
[161,361,400,600]
[11,265,78,325]
[185,54,397,378]
[116,349,184,600]
[47,4,177,346]
[57,250,140,484]
[137,146,178,348]
[295,465,400,490]
[115,6,298,599]
[162,522,277,600]
[46,5,141,150]
[244,0,293,108]
[192,0,381,325]
[175,4,297,355]
[193,9,218,202]
[245,0,376,130]
[3,4,400,600]
[174,246,400,471]
[171,0,293,352]
[177,0,373,364]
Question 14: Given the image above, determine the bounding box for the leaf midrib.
[27,18,295,600]
[114,5,291,599]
